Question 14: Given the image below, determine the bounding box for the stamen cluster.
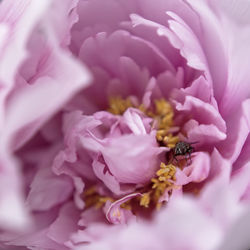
[83,97,180,211]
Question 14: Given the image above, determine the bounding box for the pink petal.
[217,207,250,250]
[174,95,226,133]
[47,0,79,47]
[166,11,210,78]
[0,0,50,86]
[5,48,90,151]
[74,0,131,34]
[231,162,250,202]
[116,56,150,99]
[70,67,111,113]
[0,152,31,231]
[123,108,148,135]
[132,0,197,26]
[4,229,67,250]
[217,99,250,163]
[100,134,163,184]
[183,119,226,145]
[187,0,250,116]
[26,167,73,211]
[175,152,210,185]
[79,30,174,77]
[72,177,85,210]
[1,0,91,151]
[105,193,140,224]
[92,156,134,196]
[83,197,222,250]
[68,222,120,248]
[199,150,241,228]
[180,0,228,108]
[172,75,218,107]
[47,202,81,245]
[129,13,182,68]
[233,135,250,171]
[156,67,184,98]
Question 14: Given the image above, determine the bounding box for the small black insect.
[170,141,197,166]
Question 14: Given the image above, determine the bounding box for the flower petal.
[0,152,31,231]
[92,156,134,196]
[183,119,226,145]
[26,168,73,211]
[105,193,140,224]
[79,30,174,77]
[174,95,226,133]
[100,134,163,184]
[0,0,50,86]
[187,0,250,115]
[47,202,81,245]
[175,152,210,185]
[217,99,250,163]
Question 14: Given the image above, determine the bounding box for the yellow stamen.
[162,134,179,148]
[148,162,177,207]
[83,187,114,209]
[155,99,173,116]
[154,99,174,129]
[140,192,151,208]
[156,129,167,141]
[138,104,146,113]
[84,186,96,196]
[108,96,134,115]
[94,197,114,209]
[120,201,132,210]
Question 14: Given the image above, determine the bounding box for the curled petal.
[105,193,141,224]
[174,95,226,133]
[183,119,226,145]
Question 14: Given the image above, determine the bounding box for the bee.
[169,141,197,166]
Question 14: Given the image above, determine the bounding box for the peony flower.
[0,0,250,249]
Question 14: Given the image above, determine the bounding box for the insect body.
[172,141,196,166]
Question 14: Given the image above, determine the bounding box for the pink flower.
[0,0,250,250]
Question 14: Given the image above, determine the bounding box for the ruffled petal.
[183,119,226,145]
[174,95,226,133]
[79,30,174,77]
[187,0,250,115]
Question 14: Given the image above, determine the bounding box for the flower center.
[83,96,182,212]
